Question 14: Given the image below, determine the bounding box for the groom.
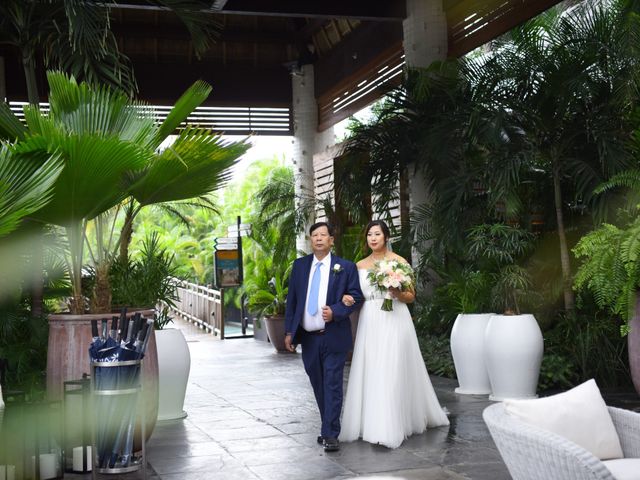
[285,222,363,452]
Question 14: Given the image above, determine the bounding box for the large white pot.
[156,329,191,421]
[484,314,543,401]
[450,313,493,394]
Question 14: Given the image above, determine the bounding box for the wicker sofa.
[483,402,640,480]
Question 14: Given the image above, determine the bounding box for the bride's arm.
[390,255,416,303]
[389,287,415,303]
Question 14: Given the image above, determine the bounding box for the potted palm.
[466,223,543,400]
[0,72,247,440]
[247,273,289,352]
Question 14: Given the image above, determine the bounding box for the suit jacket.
[285,253,364,352]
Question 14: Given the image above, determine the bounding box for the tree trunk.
[30,226,44,317]
[22,53,39,106]
[23,52,43,316]
[118,206,135,264]
[67,223,85,315]
[552,162,575,313]
[91,260,112,313]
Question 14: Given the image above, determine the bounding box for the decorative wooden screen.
[8,102,292,136]
[447,0,563,57]
[317,45,405,132]
[316,0,562,131]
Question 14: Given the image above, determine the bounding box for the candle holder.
[63,377,91,473]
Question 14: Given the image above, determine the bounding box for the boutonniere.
[332,264,343,275]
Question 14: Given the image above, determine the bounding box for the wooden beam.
[111,23,294,45]
[220,1,405,21]
[448,0,564,57]
[1,50,291,107]
[131,62,292,107]
[295,19,328,43]
[105,0,406,21]
[314,22,403,99]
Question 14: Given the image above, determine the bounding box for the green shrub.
[0,304,48,396]
[110,232,179,312]
[416,332,456,379]
[537,353,575,392]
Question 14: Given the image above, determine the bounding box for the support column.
[291,64,334,253]
[403,0,448,269]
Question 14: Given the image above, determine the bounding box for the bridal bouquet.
[367,260,415,311]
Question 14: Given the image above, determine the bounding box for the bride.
[339,220,449,449]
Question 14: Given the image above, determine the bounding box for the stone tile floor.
[141,320,509,480]
[71,318,640,480]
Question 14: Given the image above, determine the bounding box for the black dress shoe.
[323,437,340,452]
[317,435,324,445]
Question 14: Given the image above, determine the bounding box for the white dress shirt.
[303,253,332,332]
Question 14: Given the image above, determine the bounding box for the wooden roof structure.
[1,0,563,135]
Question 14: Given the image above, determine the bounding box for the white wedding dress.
[340,270,449,449]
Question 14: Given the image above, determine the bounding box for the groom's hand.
[321,306,334,322]
[284,334,296,353]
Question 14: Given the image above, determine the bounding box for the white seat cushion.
[602,459,640,480]
[504,379,623,460]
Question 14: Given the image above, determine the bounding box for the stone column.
[291,64,334,253]
[403,0,448,69]
[403,0,448,270]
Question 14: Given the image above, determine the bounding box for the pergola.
[1,0,563,136]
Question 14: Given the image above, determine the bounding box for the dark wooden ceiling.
[1,0,563,131]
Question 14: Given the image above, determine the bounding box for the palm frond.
[0,144,64,237]
[131,128,247,205]
[152,81,212,147]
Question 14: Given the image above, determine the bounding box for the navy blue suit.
[285,254,363,439]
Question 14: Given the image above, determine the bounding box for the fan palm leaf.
[0,145,63,237]
[0,101,28,141]
[130,128,248,206]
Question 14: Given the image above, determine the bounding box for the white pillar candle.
[72,446,92,471]
[0,465,16,480]
[31,454,57,480]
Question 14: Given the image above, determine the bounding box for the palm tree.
[340,0,640,313]
[0,0,221,103]
[477,0,640,312]
[0,71,246,313]
[254,166,315,261]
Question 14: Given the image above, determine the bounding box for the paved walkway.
[144,320,509,480]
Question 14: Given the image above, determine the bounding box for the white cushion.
[504,379,623,460]
[602,459,640,480]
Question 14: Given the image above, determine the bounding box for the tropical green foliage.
[0,145,63,238]
[339,0,640,391]
[0,71,246,313]
[109,233,179,311]
[0,303,48,394]
[343,0,640,318]
[246,272,289,317]
[0,0,221,102]
[574,217,640,330]
[467,224,535,314]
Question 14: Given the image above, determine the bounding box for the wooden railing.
[167,278,225,338]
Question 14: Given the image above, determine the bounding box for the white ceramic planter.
[156,329,191,421]
[484,314,543,401]
[450,313,493,394]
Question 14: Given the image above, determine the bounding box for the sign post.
[213,216,252,337]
